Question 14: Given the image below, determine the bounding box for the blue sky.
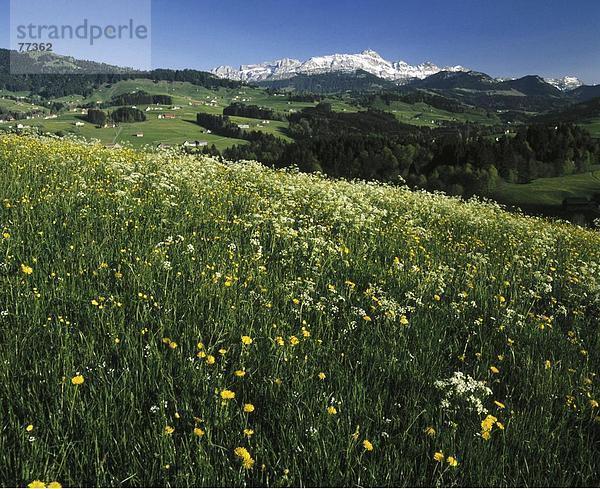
[1,0,599,83]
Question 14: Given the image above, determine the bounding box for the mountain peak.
[211,50,468,83]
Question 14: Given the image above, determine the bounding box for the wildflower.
[290,336,300,346]
[400,315,409,326]
[362,315,372,322]
[275,336,285,346]
[433,451,444,462]
[234,447,255,469]
[234,369,246,377]
[193,427,205,437]
[241,335,253,345]
[494,401,506,409]
[490,366,500,374]
[168,341,178,349]
[362,439,374,451]
[447,456,459,467]
[28,481,46,488]
[243,428,254,437]
[164,425,175,435]
[71,375,84,385]
[318,372,326,381]
[205,355,216,365]
[590,400,599,409]
[243,403,255,413]
[21,264,33,275]
[48,483,62,488]
[434,294,441,301]
[220,389,235,400]
[327,406,337,415]
[424,426,436,437]
[545,360,552,370]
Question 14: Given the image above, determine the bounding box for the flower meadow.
[0,134,599,487]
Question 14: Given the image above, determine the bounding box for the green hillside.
[1,135,599,487]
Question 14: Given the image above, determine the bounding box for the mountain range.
[212,49,583,91]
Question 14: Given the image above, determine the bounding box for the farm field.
[1,134,599,487]
[20,79,355,149]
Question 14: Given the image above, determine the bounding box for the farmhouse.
[74,121,85,127]
[135,133,144,138]
[238,124,250,129]
[183,140,208,148]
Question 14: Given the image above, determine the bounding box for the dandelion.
[193,427,205,437]
[362,439,374,451]
[327,406,337,415]
[164,425,175,435]
[400,315,409,326]
[545,360,552,370]
[494,400,506,409]
[28,481,46,488]
[241,335,253,345]
[490,366,500,374]
[433,451,444,462]
[243,428,255,437]
[220,389,235,400]
[71,375,84,385]
[47,483,62,488]
[234,369,246,377]
[275,336,285,346]
[205,355,216,365]
[234,447,255,469]
[26,424,34,432]
[447,456,459,467]
[243,403,255,413]
[290,336,300,346]
[21,264,33,275]
[424,426,436,437]
[318,372,326,380]
[590,400,599,409]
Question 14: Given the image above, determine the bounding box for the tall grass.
[0,134,599,487]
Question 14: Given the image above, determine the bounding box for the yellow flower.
[481,430,491,440]
[243,403,255,413]
[490,366,500,374]
[362,315,372,322]
[275,336,285,346]
[205,355,216,365]
[26,424,34,432]
[243,428,255,437]
[197,341,204,350]
[318,372,326,381]
[590,400,599,409]
[241,335,253,345]
[193,427,205,437]
[47,483,62,488]
[327,406,337,415]
[481,415,498,432]
[168,341,178,349]
[433,451,444,462]
[494,401,506,409]
[496,421,505,430]
[164,425,175,435]
[400,315,409,326]
[234,369,246,377]
[234,447,255,469]
[424,426,436,437]
[290,336,300,346]
[362,439,373,451]
[220,389,235,400]
[447,456,459,467]
[544,360,552,370]
[71,375,84,385]
[21,264,33,275]
[28,481,46,488]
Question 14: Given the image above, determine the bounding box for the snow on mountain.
[212,50,468,83]
[545,76,584,91]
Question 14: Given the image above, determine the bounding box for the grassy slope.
[1,135,599,487]
[493,165,600,208]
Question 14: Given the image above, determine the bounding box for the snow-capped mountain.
[545,76,584,91]
[212,50,468,83]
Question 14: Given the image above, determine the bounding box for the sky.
[1,0,599,83]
